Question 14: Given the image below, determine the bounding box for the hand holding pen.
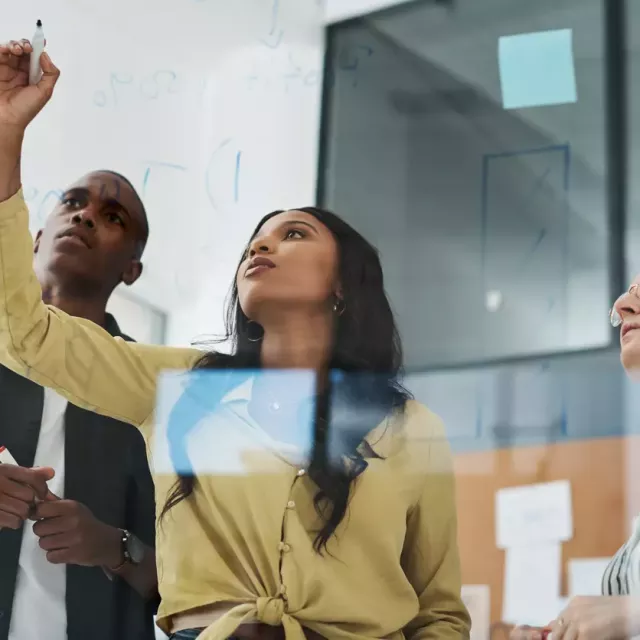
[32,492,125,568]
[0,25,59,202]
[0,26,59,133]
[0,446,54,530]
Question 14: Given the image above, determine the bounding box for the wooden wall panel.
[453,436,640,624]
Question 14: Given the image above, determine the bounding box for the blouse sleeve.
[401,407,471,640]
[0,189,201,428]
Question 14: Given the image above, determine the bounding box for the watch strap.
[106,529,129,573]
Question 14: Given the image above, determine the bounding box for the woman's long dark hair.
[160,207,411,552]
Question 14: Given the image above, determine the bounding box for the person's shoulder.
[401,399,447,440]
[397,400,453,473]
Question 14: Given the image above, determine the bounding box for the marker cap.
[0,446,18,465]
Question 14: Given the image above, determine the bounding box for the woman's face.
[613,276,640,372]
[236,210,339,323]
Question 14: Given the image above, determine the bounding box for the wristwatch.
[110,529,145,573]
[121,529,145,565]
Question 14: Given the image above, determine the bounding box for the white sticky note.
[568,558,611,597]
[462,585,491,640]
[498,29,578,109]
[496,480,572,549]
[502,543,563,626]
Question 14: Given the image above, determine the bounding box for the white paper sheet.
[502,543,564,626]
[496,480,573,549]
[568,558,610,597]
[462,585,491,640]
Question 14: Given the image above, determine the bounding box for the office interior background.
[3,0,638,636]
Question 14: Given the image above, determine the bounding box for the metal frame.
[604,0,628,338]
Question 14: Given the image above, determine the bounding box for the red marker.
[0,446,18,465]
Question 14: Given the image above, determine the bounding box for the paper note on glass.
[502,543,563,626]
[568,558,610,597]
[462,585,490,640]
[498,29,578,110]
[496,480,572,549]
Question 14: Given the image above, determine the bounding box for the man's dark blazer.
[0,313,157,640]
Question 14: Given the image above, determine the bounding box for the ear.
[33,230,43,254]
[121,260,143,287]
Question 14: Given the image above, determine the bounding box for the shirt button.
[287,500,296,509]
[279,584,287,595]
[297,469,306,477]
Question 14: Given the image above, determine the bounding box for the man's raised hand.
[0,38,59,133]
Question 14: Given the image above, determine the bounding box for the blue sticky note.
[498,29,578,110]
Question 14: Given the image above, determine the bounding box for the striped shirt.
[603,518,640,595]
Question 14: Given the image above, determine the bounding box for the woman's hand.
[510,625,546,640]
[0,38,59,133]
[550,596,640,640]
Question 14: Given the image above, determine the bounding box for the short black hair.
[96,170,149,259]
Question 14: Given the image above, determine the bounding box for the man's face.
[34,171,147,293]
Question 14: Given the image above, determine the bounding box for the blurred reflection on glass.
[154,369,316,475]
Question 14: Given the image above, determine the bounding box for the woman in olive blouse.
[0,40,470,640]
